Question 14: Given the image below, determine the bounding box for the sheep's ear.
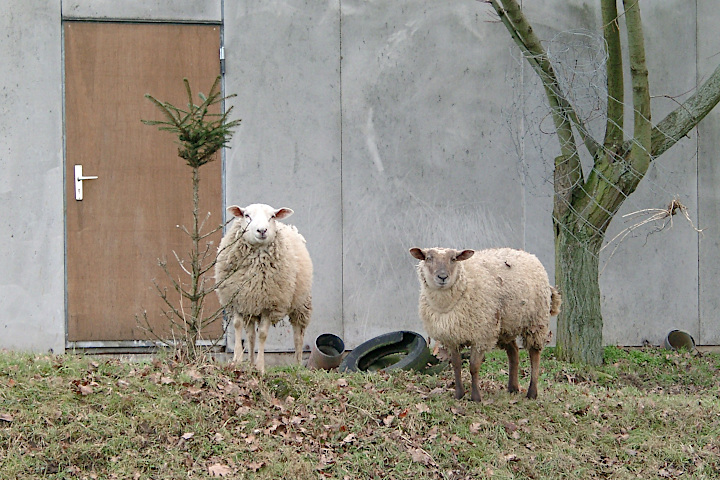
[273,208,294,220]
[409,248,426,261]
[228,205,243,217]
[455,250,475,261]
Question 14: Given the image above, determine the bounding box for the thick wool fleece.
[417,248,556,352]
[215,221,312,329]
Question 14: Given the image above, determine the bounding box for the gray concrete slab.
[222,0,343,352]
[340,1,524,348]
[698,0,720,344]
[62,0,221,22]
[0,0,65,352]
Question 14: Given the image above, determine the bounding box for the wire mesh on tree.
[502,28,700,273]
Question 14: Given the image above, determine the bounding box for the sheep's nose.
[437,274,448,282]
[257,228,267,236]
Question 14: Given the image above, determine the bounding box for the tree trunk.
[554,221,604,365]
[188,165,204,357]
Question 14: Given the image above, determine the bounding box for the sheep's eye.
[244,214,252,222]
[451,257,457,262]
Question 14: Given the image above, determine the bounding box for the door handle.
[74,164,99,201]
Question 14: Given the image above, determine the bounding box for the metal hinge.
[220,46,225,74]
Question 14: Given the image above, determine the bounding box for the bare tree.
[486,0,720,364]
[139,76,241,360]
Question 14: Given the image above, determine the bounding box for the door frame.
[62,19,227,353]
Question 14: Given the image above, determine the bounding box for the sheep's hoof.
[507,385,520,394]
[454,388,465,400]
[471,391,482,402]
[526,387,538,400]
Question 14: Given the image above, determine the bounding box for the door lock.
[74,165,99,201]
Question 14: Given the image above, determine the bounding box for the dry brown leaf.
[185,368,204,383]
[382,415,395,427]
[247,461,265,472]
[271,398,286,411]
[0,413,13,422]
[341,433,356,444]
[415,403,431,414]
[235,406,251,416]
[336,378,348,388]
[408,447,432,465]
[208,463,232,477]
[451,405,466,415]
[78,383,93,396]
[182,432,195,440]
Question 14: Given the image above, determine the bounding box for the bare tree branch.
[601,0,624,148]
[650,62,720,157]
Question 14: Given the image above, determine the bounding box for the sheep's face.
[228,203,294,247]
[409,247,474,290]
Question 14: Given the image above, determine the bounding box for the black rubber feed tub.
[339,330,432,373]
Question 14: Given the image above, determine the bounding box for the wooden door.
[65,22,223,343]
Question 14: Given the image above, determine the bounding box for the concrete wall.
[340,1,524,346]
[1,0,718,353]
[223,1,343,351]
[1,0,65,352]
[698,0,720,344]
[62,0,221,22]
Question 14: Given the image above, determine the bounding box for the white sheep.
[215,203,313,374]
[409,247,561,401]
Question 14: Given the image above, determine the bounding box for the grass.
[1,347,719,479]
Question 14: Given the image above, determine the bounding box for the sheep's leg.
[527,347,541,399]
[232,313,245,363]
[469,347,485,402]
[500,341,520,394]
[255,315,272,374]
[289,309,309,365]
[244,318,257,365]
[450,348,465,400]
[291,323,306,365]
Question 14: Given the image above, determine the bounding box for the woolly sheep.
[215,203,313,374]
[409,247,561,401]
